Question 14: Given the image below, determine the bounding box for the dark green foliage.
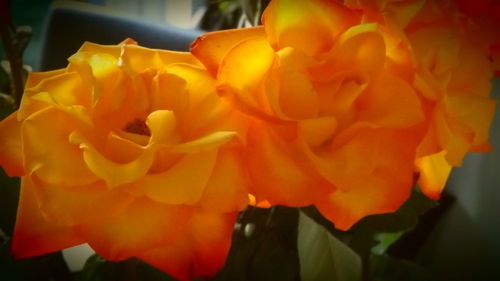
[370,255,437,281]
[0,239,73,281]
[75,255,177,281]
[211,206,301,281]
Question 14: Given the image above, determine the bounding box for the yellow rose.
[192,0,426,230]
[0,39,249,280]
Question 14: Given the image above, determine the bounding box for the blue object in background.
[38,1,202,71]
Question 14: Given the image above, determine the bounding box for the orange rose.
[353,0,498,199]
[192,0,426,230]
[0,39,249,280]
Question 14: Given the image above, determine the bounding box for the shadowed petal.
[138,210,237,281]
[12,177,84,259]
[191,26,266,76]
[0,112,24,176]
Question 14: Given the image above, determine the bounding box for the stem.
[0,24,25,108]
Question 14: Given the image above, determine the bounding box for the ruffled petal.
[217,37,276,118]
[0,112,24,176]
[166,63,247,140]
[172,132,236,153]
[409,27,460,76]
[133,150,217,205]
[310,23,386,81]
[146,110,178,145]
[275,47,319,120]
[247,121,333,206]
[22,108,98,185]
[138,210,236,281]
[316,127,416,230]
[31,176,133,226]
[191,26,266,76]
[123,44,201,73]
[433,106,471,166]
[444,94,496,147]
[415,151,452,200]
[199,147,249,212]
[356,72,424,128]
[77,197,193,261]
[305,124,380,189]
[263,0,360,56]
[20,71,92,124]
[298,116,337,148]
[346,0,424,28]
[316,171,412,230]
[18,69,67,121]
[69,131,154,188]
[12,177,84,259]
[151,71,188,113]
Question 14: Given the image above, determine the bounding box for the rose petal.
[146,110,178,145]
[310,23,386,81]
[199,147,249,212]
[444,94,496,147]
[0,112,24,176]
[17,69,68,121]
[356,72,424,128]
[167,63,246,139]
[151,71,188,113]
[263,0,360,56]
[433,106,472,166]
[316,128,416,230]
[409,27,460,76]
[12,177,84,259]
[190,26,266,76]
[20,71,92,124]
[298,116,338,148]
[136,150,217,205]
[172,131,236,153]
[415,151,452,199]
[217,37,276,117]
[304,124,378,189]
[69,131,154,188]
[123,44,201,73]
[77,197,193,261]
[31,175,134,226]
[247,121,332,206]
[138,210,236,281]
[316,170,412,230]
[22,108,98,185]
[275,47,319,120]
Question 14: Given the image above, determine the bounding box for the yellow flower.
[192,0,426,230]
[0,39,249,280]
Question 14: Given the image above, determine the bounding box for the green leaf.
[298,211,362,281]
[303,189,437,261]
[371,232,404,255]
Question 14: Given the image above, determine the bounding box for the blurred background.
[1,0,499,281]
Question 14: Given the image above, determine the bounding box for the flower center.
[123,118,151,136]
